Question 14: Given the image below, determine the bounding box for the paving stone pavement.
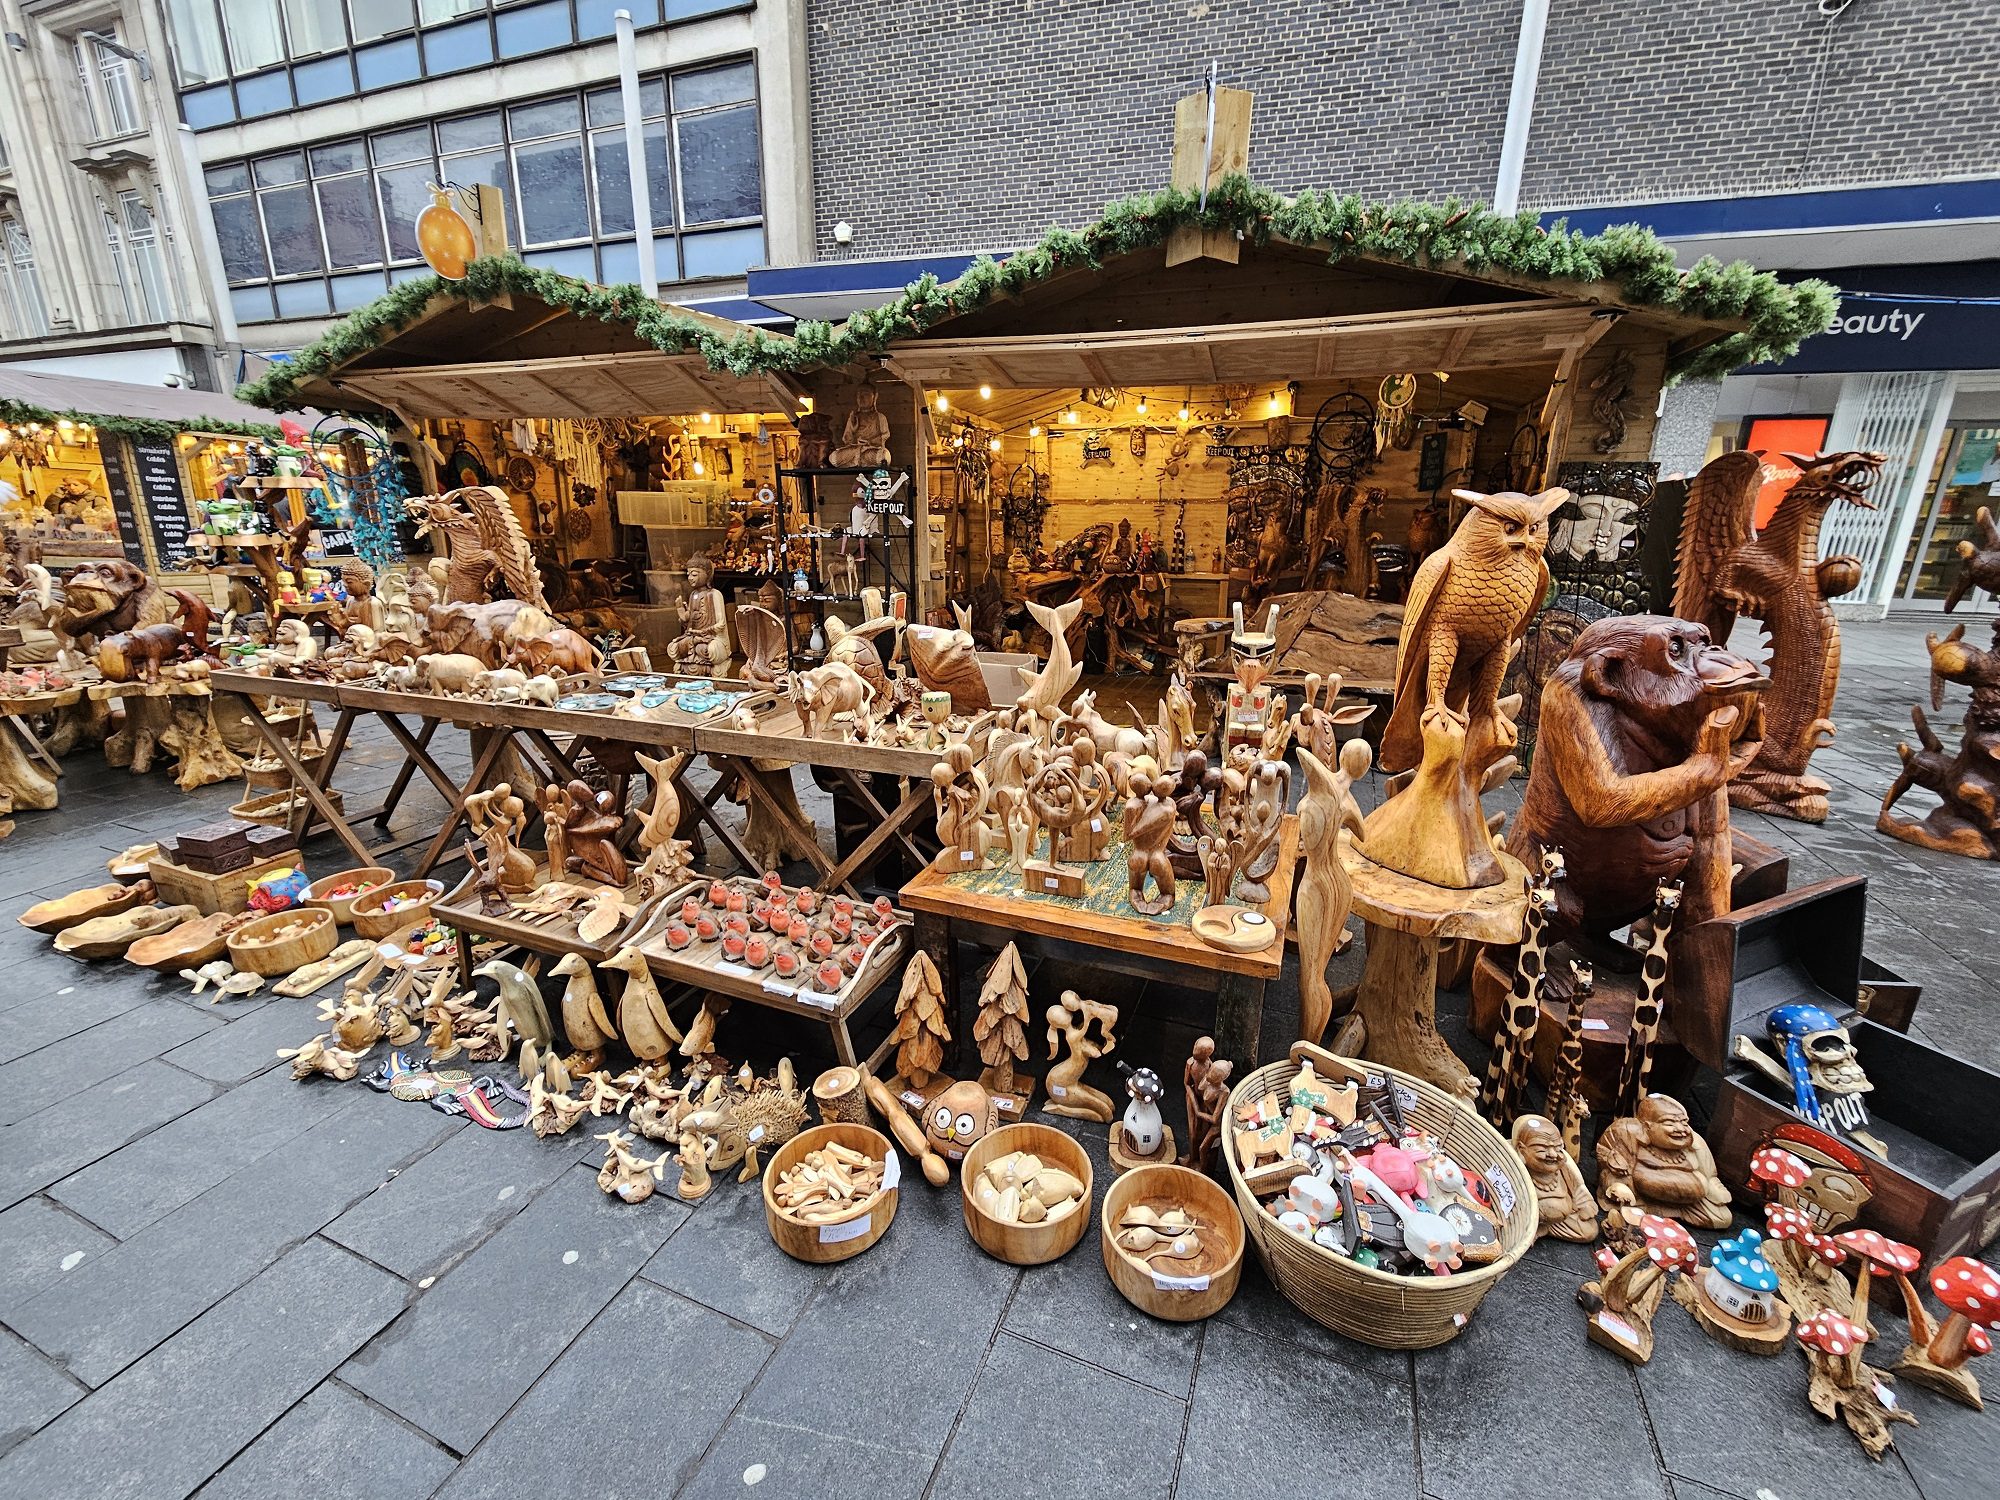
[0,617,1992,1499]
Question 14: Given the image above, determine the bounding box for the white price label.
[818,1215,872,1245]
[881,1151,901,1191]
[1485,1166,1518,1216]
[1043,877,1060,891]
[714,961,751,978]
[1151,1271,1210,1292]
[1581,1018,1612,1033]
[748,1125,766,1142]
[761,978,796,999]
[1048,1083,1067,1098]
[960,849,975,863]
[1090,818,1102,833]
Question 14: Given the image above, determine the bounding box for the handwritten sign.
[97,443,149,567]
[131,439,193,564]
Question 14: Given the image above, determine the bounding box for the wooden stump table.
[1342,841,1526,1100]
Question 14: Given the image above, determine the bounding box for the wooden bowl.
[226,907,336,976]
[960,1123,1093,1266]
[303,866,395,925]
[1100,1163,1246,1322]
[53,904,199,960]
[127,910,241,971]
[20,881,149,934]
[762,1123,898,1264]
[351,879,443,939]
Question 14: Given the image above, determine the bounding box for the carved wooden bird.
[1379,486,1568,774]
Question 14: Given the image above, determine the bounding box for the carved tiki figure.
[1673,450,1883,823]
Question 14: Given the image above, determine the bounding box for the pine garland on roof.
[0,398,286,445]
[237,176,1838,411]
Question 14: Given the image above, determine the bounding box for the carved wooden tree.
[891,950,951,1091]
[972,942,1030,1095]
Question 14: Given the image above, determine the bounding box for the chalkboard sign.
[308,527,357,558]
[131,439,193,565]
[97,443,149,567]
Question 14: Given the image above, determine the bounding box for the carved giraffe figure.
[1480,848,1562,1130]
[1549,958,1594,1162]
[1613,879,1683,1119]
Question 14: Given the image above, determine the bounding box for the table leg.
[6,712,59,774]
[738,763,839,884]
[1213,970,1266,1070]
[411,727,511,877]
[686,770,764,875]
[820,770,930,891]
[373,716,441,826]
[829,1017,858,1069]
[1351,921,1477,1099]
[243,700,372,865]
[289,706,356,845]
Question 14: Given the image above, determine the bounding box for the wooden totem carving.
[1368,486,1567,889]
[1672,450,1883,822]
[1293,742,1369,1046]
[1878,506,2000,860]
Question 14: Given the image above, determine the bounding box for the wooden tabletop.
[1343,838,1527,945]
[211,670,347,704]
[901,815,1299,980]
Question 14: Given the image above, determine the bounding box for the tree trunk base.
[105,695,171,775]
[162,698,245,791]
[1352,921,1477,1098]
[1805,1356,1917,1459]
[1892,1346,1982,1410]
[43,695,109,757]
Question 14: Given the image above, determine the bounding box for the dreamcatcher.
[1506,422,1547,492]
[1302,393,1375,493]
[1376,373,1418,452]
[1004,461,1050,557]
[444,436,491,489]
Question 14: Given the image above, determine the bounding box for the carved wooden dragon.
[1672,450,1882,822]
[407,485,548,611]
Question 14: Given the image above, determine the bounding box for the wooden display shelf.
[433,862,665,970]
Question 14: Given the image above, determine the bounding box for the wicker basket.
[1222,1042,1535,1349]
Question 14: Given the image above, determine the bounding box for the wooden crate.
[147,849,301,915]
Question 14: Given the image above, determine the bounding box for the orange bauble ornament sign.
[416,187,477,280]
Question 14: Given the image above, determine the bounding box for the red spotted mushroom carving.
[1900,1256,2000,1410]
[1581,1213,1696,1365]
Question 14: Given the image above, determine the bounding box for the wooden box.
[147,848,301,915]
[1681,876,2000,1258]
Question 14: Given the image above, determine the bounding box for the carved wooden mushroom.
[1909,1257,2000,1409]
[1580,1212,1697,1364]
[1795,1305,1917,1459]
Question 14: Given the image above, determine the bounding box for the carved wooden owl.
[1379,486,1569,774]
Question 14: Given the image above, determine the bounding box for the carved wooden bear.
[1506,615,1765,945]
[97,622,196,684]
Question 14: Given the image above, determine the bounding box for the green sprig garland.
[0,397,286,445]
[238,177,1838,412]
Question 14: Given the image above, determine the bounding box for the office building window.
[74,29,145,139]
[111,191,174,321]
[161,0,726,121]
[0,219,52,337]
[206,62,766,322]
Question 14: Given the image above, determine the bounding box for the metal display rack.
[774,465,918,660]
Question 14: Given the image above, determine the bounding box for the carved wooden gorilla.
[1507,615,1765,946]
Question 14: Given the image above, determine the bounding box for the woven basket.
[1222,1042,1535,1349]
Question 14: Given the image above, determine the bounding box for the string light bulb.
[1135,396,1147,415]
[1028,424,1041,437]
[978,384,992,399]
[988,436,1001,452]
[1177,404,1189,422]
[692,459,705,475]
[935,394,949,411]
[700,411,712,424]
[1063,408,1077,424]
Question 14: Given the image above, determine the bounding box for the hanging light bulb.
[1135,396,1147,415]
[1028,424,1041,437]
[1063,408,1077,424]
[935,394,950,412]
[988,436,1001,452]
[1177,404,1189,422]
[700,411,712,424]
[978,384,992,400]
[692,459,706,475]
[1268,393,1283,414]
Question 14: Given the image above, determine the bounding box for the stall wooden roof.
[279,289,805,420]
[882,239,1722,392]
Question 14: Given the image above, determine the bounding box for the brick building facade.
[805,0,2000,259]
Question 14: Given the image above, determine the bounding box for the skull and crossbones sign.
[1732,1003,1885,1159]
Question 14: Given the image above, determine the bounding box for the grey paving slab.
[0,1330,82,1456]
[675,1411,936,1500]
[1634,1270,1924,1500]
[0,1059,217,1211]
[637,1164,822,1337]
[323,1116,593,1281]
[1898,1385,2000,1500]
[438,1279,769,1499]
[197,1382,458,1500]
[1177,1320,1417,1500]
[0,1237,403,1500]
[1210,1255,1415,1385]
[0,1001,220,1125]
[0,1197,115,1322]
[932,1333,1184,1500]
[156,1000,317,1086]
[48,1064,352,1238]
[1415,1259,1665,1500]
[1000,1125,1201,1398]
[680,1172,1017,1498]
[11,1094,459,1388]
[339,1163,687,1454]
[0,982,157,1062]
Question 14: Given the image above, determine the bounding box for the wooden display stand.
[147,848,301,915]
[1342,841,1525,1099]
[91,678,243,790]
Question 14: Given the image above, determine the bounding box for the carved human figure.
[668,552,728,670]
[465,780,536,892]
[1122,769,1177,915]
[1043,990,1118,1122]
[1595,1094,1733,1230]
[1294,741,1370,1044]
[560,777,628,886]
[1512,1114,1599,1242]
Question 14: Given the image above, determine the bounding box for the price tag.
[1043,877,1060,891]
[1089,818,1102,833]
[714,961,751,979]
[881,1151,901,1191]
[762,977,795,999]
[1581,1017,1612,1032]
[1485,1166,1518,1216]
[960,849,975,863]
[1151,1271,1210,1292]
[748,1125,766,1142]
[1048,1083,1067,1098]
[818,1215,872,1245]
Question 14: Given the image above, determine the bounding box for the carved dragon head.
[1780,450,1884,511]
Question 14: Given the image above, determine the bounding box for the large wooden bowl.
[303,866,394,925]
[351,879,443,939]
[762,1123,898,1264]
[127,910,241,971]
[226,908,336,976]
[20,881,149,934]
[53,904,199,960]
[1100,1163,1245,1322]
[960,1122,1093,1266]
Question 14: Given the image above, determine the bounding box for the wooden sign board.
[1166,86,1253,268]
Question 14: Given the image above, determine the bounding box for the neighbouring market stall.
[12,136,2000,1463]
